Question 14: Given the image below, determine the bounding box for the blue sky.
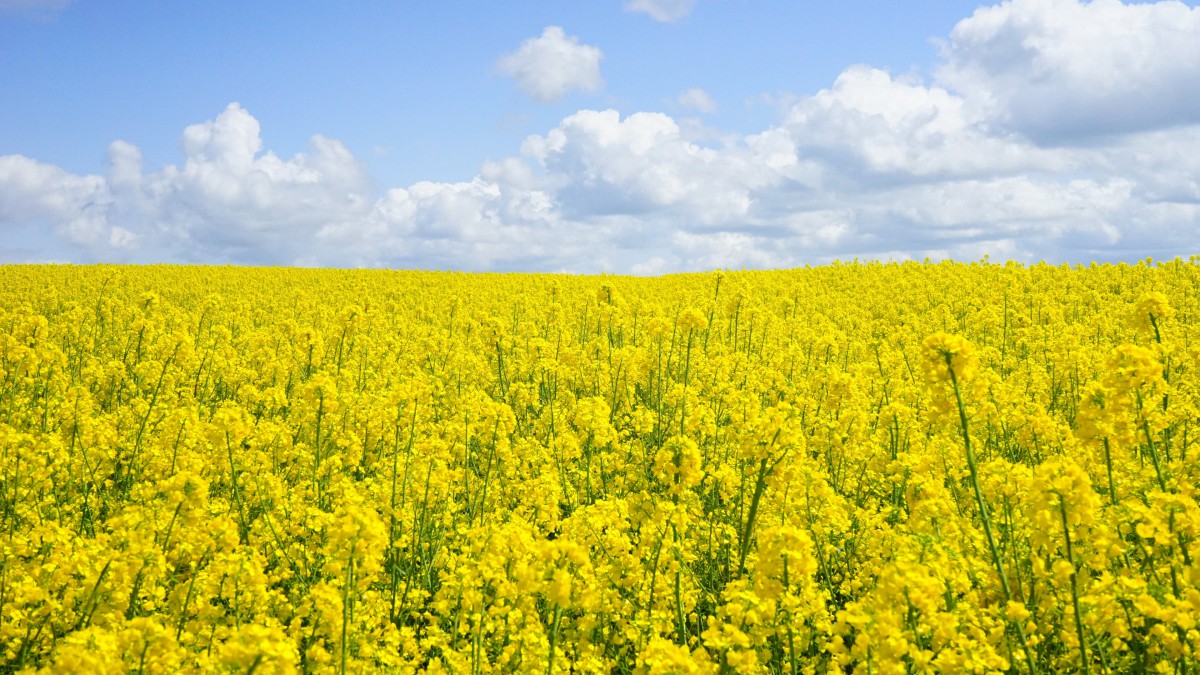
[2,0,1199,271]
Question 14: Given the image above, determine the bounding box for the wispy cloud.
[624,0,696,23]
[677,87,716,114]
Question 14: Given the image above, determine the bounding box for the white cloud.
[671,231,791,270]
[630,255,670,275]
[521,109,776,227]
[2,103,373,264]
[0,154,131,253]
[5,91,1199,272]
[937,0,1200,142]
[625,0,696,22]
[677,87,717,113]
[496,26,604,103]
[315,177,603,271]
[143,103,374,262]
[783,66,1064,181]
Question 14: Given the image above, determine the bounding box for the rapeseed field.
[0,261,1197,673]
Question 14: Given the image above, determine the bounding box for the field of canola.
[0,261,1198,674]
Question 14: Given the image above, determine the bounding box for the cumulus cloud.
[2,103,373,264]
[677,87,717,113]
[624,0,697,22]
[937,0,1200,143]
[782,65,1064,181]
[496,26,604,103]
[131,103,374,263]
[522,109,757,222]
[0,155,133,253]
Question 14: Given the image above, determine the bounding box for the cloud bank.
[2,0,1198,272]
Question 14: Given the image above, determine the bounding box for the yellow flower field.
[1,261,1197,674]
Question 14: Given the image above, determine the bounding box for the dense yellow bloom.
[653,435,703,493]
[1132,291,1174,333]
[920,332,979,383]
[677,307,708,333]
[0,260,1198,673]
[635,637,716,674]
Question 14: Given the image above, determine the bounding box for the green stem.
[1102,437,1117,505]
[672,523,688,645]
[341,546,355,675]
[1057,495,1090,675]
[737,456,770,575]
[546,605,563,675]
[946,362,1038,674]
